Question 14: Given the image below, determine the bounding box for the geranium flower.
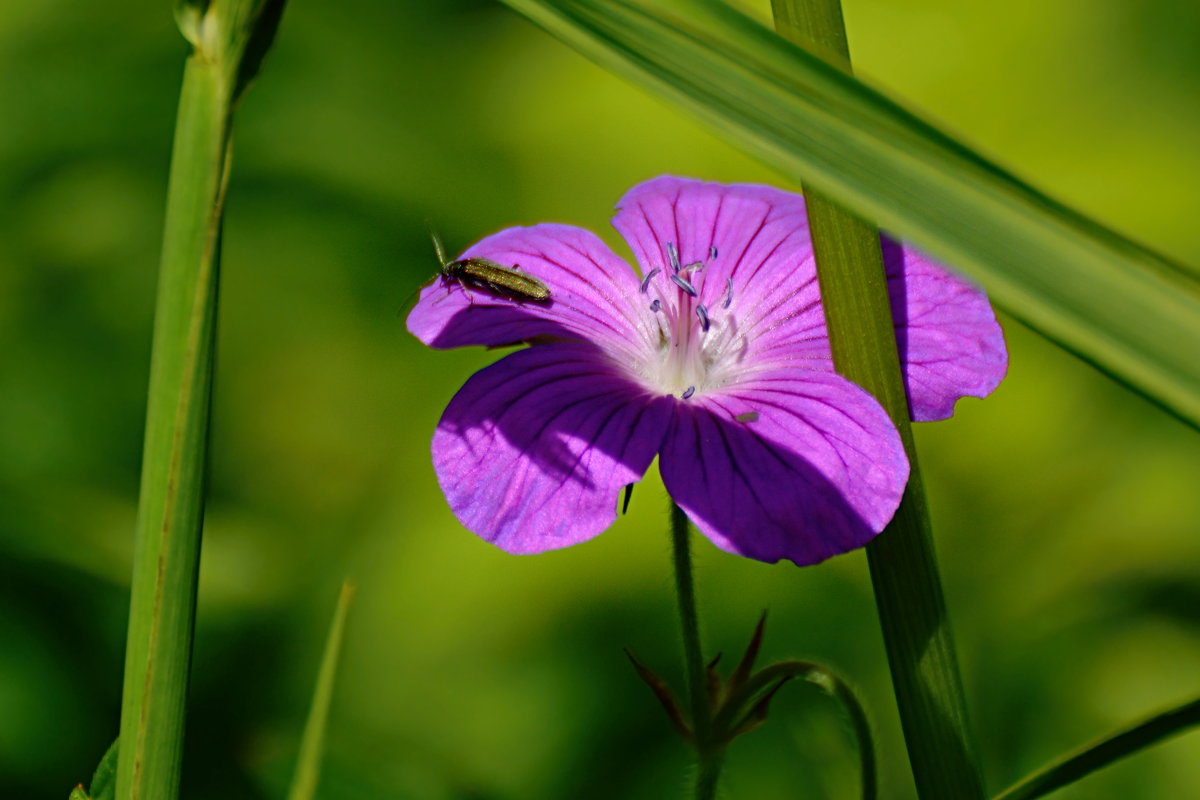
[408,177,1006,566]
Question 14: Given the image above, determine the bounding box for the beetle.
[429,230,550,303]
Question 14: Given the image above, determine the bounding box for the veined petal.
[611,176,1006,419]
[613,176,827,372]
[407,224,652,363]
[882,239,1007,421]
[433,343,672,554]
[659,370,908,566]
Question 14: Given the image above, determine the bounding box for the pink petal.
[611,175,1006,419]
[407,224,654,365]
[433,343,672,554]
[659,369,909,566]
[882,239,1008,421]
[613,177,825,366]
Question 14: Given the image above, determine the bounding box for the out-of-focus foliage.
[0,1,1197,798]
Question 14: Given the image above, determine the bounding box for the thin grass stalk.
[993,697,1200,800]
[770,1,985,797]
[288,581,357,800]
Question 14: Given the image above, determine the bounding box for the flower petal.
[407,224,653,364]
[433,343,672,554]
[613,176,828,375]
[659,370,908,566]
[882,239,1008,421]
[611,175,1006,419]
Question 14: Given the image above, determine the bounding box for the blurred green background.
[2,0,1198,797]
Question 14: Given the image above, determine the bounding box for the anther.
[709,245,718,260]
[683,261,704,272]
[640,267,661,293]
[681,386,696,400]
[649,298,661,312]
[666,242,681,273]
[696,303,710,332]
[722,277,734,309]
[669,273,698,296]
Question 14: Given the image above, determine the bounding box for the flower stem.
[770,1,986,798]
[669,502,721,800]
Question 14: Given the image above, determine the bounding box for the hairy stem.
[670,502,721,800]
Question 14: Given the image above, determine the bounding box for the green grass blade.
[115,54,230,800]
[993,697,1200,800]
[287,581,357,800]
[115,3,287,798]
[769,1,985,796]
[499,0,1200,429]
[714,661,878,800]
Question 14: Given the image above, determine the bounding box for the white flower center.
[630,243,743,399]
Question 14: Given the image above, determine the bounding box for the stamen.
[709,245,718,260]
[670,273,697,296]
[681,386,696,400]
[722,277,734,309]
[683,261,704,272]
[695,303,710,332]
[640,267,661,293]
[649,298,661,312]
[666,242,680,273]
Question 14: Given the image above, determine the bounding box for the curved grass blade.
[714,661,877,800]
[287,581,357,800]
[992,696,1200,800]
[499,0,1200,429]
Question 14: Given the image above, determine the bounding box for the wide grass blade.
[115,2,287,798]
[500,0,1200,428]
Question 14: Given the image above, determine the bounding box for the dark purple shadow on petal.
[418,296,577,350]
[433,342,672,554]
[659,374,908,567]
[881,236,1008,421]
[662,407,875,566]
[881,236,917,416]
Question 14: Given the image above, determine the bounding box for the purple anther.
[709,245,718,260]
[681,386,696,400]
[640,267,662,293]
[669,273,697,296]
[695,303,710,332]
[722,277,734,309]
[666,242,680,273]
[649,298,661,312]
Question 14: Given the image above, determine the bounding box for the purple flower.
[408,177,1006,566]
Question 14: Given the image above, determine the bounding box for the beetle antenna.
[426,221,448,267]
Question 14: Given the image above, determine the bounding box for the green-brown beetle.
[429,230,551,303]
